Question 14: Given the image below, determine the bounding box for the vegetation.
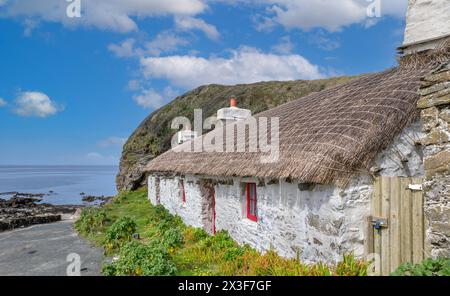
[76,188,369,276]
[392,258,450,276]
[75,207,107,235]
[104,217,137,251]
[102,240,177,276]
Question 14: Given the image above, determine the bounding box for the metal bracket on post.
[370,216,388,233]
[407,184,423,191]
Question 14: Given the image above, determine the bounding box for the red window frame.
[246,183,257,222]
[180,179,186,203]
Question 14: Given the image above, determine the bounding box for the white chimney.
[217,98,252,123]
[399,0,450,55]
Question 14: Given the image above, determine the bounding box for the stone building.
[144,0,449,269]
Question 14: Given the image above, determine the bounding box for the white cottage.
[144,0,450,273]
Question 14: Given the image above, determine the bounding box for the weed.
[104,217,137,251]
[392,258,450,276]
[102,240,177,276]
[75,207,107,235]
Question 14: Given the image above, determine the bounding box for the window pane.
[247,183,257,217]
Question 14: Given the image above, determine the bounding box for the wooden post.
[412,177,424,264]
[400,177,413,264]
[390,177,401,273]
[381,176,391,276]
[372,177,382,275]
[365,216,375,255]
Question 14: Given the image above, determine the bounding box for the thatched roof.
[145,58,440,187]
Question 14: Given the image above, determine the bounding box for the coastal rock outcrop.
[0,194,81,232]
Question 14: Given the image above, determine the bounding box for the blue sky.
[0,0,408,165]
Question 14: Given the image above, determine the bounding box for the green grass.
[76,188,369,276]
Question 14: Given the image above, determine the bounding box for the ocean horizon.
[0,165,118,205]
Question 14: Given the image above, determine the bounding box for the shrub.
[392,258,450,276]
[102,240,177,276]
[192,228,208,242]
[104,217,137,250]
[75,207,107,235]
[161,228,184,249]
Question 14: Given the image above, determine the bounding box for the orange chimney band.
[230,98,237,107]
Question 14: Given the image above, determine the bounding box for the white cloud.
[0,98,6,107]
[127,79,140,91]
[109,32,189,58]
[259,0,408,32]
[309,32,341,51]
[133,86,179,109]
[23,18,39,37]
[98,136,128,148]
[140,46,324,89]
[13,91,62,117]
[175,16,220,40]
[86,152,104,160]
[108,38,137,58]
[271,36,294,54]
[1,0,207,33]
[145,31,189,56]
[380,0,409,18]
[0,0,408,35]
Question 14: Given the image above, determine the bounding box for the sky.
[0,0,409,165]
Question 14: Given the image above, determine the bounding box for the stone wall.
[418,62,450,258]
[214,176,373,263]
[403,0,450,47]
[148,175,205,229]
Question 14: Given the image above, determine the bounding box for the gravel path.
[0,220,103,276]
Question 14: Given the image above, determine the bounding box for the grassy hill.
[116,76,361,191]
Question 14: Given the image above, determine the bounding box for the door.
[366,176,425,275]
[155,178,161,205]
[200,180,216,235]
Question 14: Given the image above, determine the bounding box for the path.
[0,220,103,276]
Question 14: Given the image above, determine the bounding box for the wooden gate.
[366,176,425,276]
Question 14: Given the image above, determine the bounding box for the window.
[246,183,257,222]
[180,179,186,203]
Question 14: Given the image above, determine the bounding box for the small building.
[144,0,450,274]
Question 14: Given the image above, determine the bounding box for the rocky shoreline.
[0,192,113,232]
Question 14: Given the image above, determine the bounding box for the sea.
[0,166,118,205]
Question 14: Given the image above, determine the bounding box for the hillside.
[116,76,361,191]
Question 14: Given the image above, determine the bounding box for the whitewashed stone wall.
[147,122,424,263]
[403,0,450,54]
[148,175,205,229]
[148,176,158,205]
[214,176,372,263]
[373,121,424,177]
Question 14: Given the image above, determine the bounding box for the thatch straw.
[398,37,450,68]
[145,53,444,187]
